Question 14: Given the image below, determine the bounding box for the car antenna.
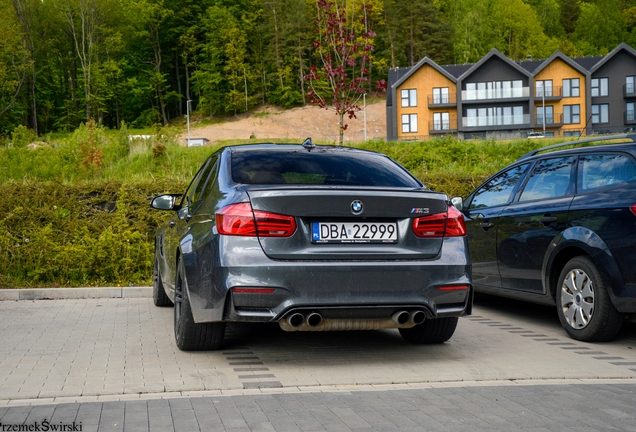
[301,137,315,151]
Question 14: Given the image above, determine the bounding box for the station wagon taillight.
[630,204,636,216]
[412,206,467,238]
[216,202,296,237]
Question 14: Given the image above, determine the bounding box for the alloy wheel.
[560,268,595,329]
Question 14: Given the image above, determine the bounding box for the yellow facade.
[534,58,587,135]
[396,64,457,139]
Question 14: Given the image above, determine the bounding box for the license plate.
[311,222,398,243]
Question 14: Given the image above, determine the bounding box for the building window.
[536,105,554,124]
[401,114,418,133]
[401,89,417,107]
[591,78,609,97]
[432,88,449,104]
[465,106,525,127]
[563,105,580,124]
[464,80,525,100]
[627,76,635,95]
[592,104,609,124]
[433,112,450,130]
[563,78,580,97]
[536,80,553,97]
[627,102,635,122]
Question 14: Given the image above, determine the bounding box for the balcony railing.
[428,119,458,132]
[535,113,564,126]
[535,86,562,98]
[462,114,530,128]
[625,83,636,98]
[626,110,636,124]
[427,93,457,106]
[462,87,530,101]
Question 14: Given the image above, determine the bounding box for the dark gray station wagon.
[452,134,636,342]
[151,141,472,350]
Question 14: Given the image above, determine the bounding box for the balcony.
[626,110,636,124]
[428,119,458,133]
[427,93,457,107]
[534,113,564,127]
[462,114,530,130]
[625,84,636,98]
[462,87,530,104]
[535,86,562,100]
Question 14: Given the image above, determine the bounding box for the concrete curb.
[0,286,152,301]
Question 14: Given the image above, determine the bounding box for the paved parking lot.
[0,293,634,430]
[1,294,634,404]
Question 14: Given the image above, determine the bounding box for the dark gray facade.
[590,45,636,134]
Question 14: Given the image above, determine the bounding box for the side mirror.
[450,196,464,211]
[150,194,181,211]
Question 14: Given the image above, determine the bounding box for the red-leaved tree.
[305,0,386,145]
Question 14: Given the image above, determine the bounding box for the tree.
[382,0,453,67]
[305,0,385,145]
[124,0,173,125]
[0,0,28,127]
[56,0,101,122]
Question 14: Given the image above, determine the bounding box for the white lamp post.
[187,99,192,146]
[541,82,546,136]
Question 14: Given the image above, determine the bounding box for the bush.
[11,125,37,148]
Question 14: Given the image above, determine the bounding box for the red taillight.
[412,206,467,238]
[233,288,275,294]
[216,203,296,237]
[630,204,636,216]
[439,285,470,291]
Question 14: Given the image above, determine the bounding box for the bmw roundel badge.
[350,200,364,215]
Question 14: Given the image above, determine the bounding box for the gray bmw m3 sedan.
[150,140,472,350]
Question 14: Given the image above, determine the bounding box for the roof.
[518,134,636,160]
[457,48,533,82]
[571,56,604,70]
[533,51,590,77]
[440,64,473,78]
[391,57,457,89]
[590,42,636,73]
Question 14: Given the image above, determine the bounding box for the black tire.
[399,317,458,344]
[556,256,623,342]
[174,258,225,351]
[153,256,173,307]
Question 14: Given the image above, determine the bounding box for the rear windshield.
[231,149,422,187]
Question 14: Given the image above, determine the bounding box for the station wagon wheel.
[556,256,623,342]
[399,317,458,344]
[174,257,226,351]
[153,255,172,307]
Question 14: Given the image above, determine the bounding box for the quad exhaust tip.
[392,311,410,325]
[410,310,426,325]
[287,313,305,328]
[306,312,323,327]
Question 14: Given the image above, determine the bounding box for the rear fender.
[544,226,625,306]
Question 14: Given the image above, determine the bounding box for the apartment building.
[386,43,636,141]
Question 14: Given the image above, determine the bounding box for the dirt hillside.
[183,101,387,145]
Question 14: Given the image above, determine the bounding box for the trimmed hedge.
[0,180,186,288]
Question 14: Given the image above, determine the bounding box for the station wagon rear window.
[231,149,422,187]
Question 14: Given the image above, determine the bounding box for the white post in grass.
[187,99,192,146]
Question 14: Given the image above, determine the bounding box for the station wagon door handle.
[480,221,494,230]
[540,215,558,225]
